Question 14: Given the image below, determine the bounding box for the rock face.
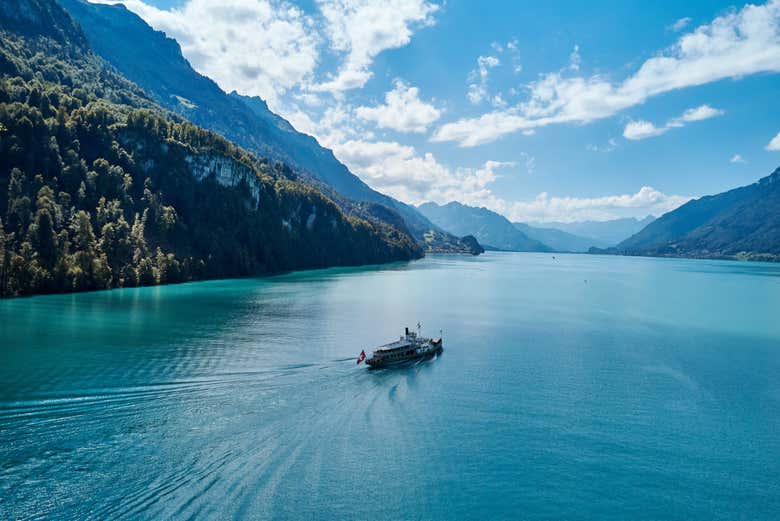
[610,167,780,261]
[184,154,262,205]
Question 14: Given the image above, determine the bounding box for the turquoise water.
[1,252,779,520]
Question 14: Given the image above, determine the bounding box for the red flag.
[356,350,366,364]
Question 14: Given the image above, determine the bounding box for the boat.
[360,324,443,368]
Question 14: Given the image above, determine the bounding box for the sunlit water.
[1,253,779,520]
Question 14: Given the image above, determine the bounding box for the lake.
[1,252,779,520]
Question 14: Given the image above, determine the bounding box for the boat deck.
[375,339,414,352]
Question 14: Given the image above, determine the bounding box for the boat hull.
[366,341,442,369]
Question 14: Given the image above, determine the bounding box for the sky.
[92,0,780,222]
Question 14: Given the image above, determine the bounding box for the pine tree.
[0,218,6,296]
[67,210,97,290]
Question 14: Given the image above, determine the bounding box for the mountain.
[1,0,86,46]
[0,0,421,297]
[512,222,605,252]
[417,202,552,252]
[608,167,780,261]
[59,0,473,253]
[530,216,655,247]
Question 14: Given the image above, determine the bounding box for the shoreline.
[5,249,779,301]
[0,257,420,301]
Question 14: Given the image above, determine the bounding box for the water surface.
[1,253,779,519]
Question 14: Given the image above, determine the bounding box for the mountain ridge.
[529,216,655,247]
[596,167,780,261]
[59,0,475,253]
[417,201,552,252]
[0,0,421,297]
[512,222,606,252]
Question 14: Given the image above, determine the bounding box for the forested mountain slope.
[611,167,780,261]
[0,0,421,297]
[59,0,474,253]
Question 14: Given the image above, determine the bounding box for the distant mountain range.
[4,0,776,299]
[512,223,606,252]
[417,201,658,253]
[603,167,780,261]
[419,172,780,261]
[60,0,477,254]
[417,202,552,252]
[528,216,655,247]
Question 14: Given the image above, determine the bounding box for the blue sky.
[95,0,780,222]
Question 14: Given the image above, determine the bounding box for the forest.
[0,2,421,297]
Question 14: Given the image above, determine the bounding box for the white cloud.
[92,0,320,106]
[434,0,780,146]
[568,44,581,71]
[309,103,359,147]
[332,139,514,204]
[669,17,692,32]
[491,93,507,108]
[467,55,500,104]
[494,37,522,74]
[587,138,618,153]
[355,80,441,132]
[91,0,697,224]
[518,152,535,174]
[482,55,500,68]
[91,0,438,106]
[313,0,439,92]
[331,138,688,223]
[294,92,323,106]
[623,120,668,140]
[432,111,537,147]
[667,104,724,126]
[730,154,746,163]
[503,187,691,223]
[283,106,320,136]
[623,104,723,140]
[767,130,780,150]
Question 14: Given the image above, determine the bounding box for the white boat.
[363,325,443,368]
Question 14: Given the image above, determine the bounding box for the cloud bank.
[92,0,440,104]
[93,0,319,106]
[89,0,708,223]
[433,0,780,146]
[333,139,689,222]
[501,187,690,223]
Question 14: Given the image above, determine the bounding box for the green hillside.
[0,0,421,297]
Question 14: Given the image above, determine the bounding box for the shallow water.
[1,252,779,520]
